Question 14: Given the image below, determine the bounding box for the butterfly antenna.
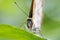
[14,2,28,17]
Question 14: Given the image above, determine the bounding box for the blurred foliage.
[42,0,60,40]
[0,0,60,40]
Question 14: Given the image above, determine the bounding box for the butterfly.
[14,0,46,38]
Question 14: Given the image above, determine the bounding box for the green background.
[0,0,60,40]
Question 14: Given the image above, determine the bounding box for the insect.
[14,1,48,40]
[14,0,34,31]
[14,0,44,37]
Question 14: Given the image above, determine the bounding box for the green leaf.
[0,24,45,40]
